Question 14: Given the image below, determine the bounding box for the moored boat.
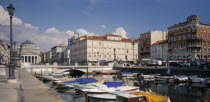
[88,94,116,102]
[174,75,189,82]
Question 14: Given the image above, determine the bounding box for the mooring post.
[41,70,43,82]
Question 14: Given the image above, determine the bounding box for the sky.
[0,0,210,51]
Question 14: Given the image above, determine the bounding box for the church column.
[35,56,37,64]
[33,56,35,64]
[28,56,30,63]
[31,56,32,64]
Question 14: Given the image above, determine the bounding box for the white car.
[182,62,191,67]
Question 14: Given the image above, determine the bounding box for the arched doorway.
[204,55,207,61]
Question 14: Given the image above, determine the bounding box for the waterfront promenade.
[0,67,65,102]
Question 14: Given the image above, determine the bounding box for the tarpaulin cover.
[62,80,75,84]
[105,82,123,87]
[121,72,133,74]
[63,77,98,84]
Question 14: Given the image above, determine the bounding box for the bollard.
[41,70,43,82]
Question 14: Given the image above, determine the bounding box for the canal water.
[44,75,210,102]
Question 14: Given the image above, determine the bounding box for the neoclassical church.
[18,40,41,64]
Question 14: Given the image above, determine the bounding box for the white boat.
[139,73,160,80]
[88,94,116,102]
[174,75,188,82]
[191,78,206,83]
[73,82,106,90]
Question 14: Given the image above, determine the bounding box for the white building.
[150,40,168,61]
[51,44,67,64]
[70,34,139,63]
[19,40,41,64]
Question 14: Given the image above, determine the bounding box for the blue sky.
[0,0,210,51]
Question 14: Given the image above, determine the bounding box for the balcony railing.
[186,44,202,48]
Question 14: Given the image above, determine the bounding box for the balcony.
[187,38,203,42]
[186,44,202,48]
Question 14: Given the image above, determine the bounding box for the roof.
[152,40,167,45]
[21,40,34,45]
[168,22,188,29]
[122,38,132,42]
[51,45,67,49]
[106,34,122,37]
[79,34,137,42]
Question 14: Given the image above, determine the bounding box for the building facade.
[139,30,167,59]
[70,34,138,63]
[19,40,41,64]
[45,51,52,63]
[63,45,70,65]
[150,40,168,61]
[168,15,210,61]
[40,52,46,63]
[51,44,67,63]
[0,40,10,64]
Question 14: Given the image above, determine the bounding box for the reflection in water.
[140,81,210,102]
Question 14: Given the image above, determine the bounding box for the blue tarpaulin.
[105,82,123,87]
[121,72,133,74]
[63,80,75,84]
[63,77,98,84]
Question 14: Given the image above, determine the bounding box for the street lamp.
[7,4,15,79]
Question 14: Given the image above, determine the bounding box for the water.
[44,75,210,102]
[140,81,210,102]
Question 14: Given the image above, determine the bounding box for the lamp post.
[7,4,15,79]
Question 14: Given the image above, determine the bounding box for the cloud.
[100,24,107,29]
[0,5,22,25]
[113,27,127,38]
[76,28,96,36]
[45,27,60,34]
[24,24,38,30]
[66,30,75,36]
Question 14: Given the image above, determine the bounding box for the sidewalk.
[0,67,65,102]
[0,68,18,102]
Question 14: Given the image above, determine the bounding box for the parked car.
[100,60,108,65]
[146,62,156,66]
[169,62,179,67]
[177,62,185,67]
[190,61,200,66]
[182,62,191,67]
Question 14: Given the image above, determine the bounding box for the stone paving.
[0,67,65,102]
[0,68,18,102]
